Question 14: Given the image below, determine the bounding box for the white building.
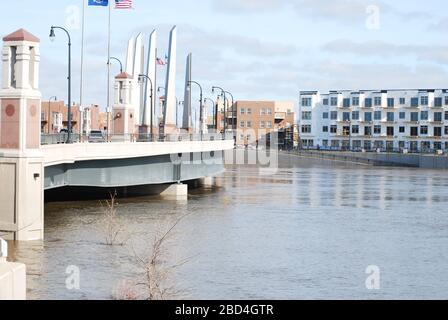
[298,89,448,152]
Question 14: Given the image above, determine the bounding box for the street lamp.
[47,96,57,134]
[204,98,216,130]
[50,26,72,143]
[212,86,226,132]
[138,74,154,137]
[109,57,123,73]
[224,90,235,131]
[188,81,204,135]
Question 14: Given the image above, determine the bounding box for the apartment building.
[231,101,295,146]
[299,89,448,152]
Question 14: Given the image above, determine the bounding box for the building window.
[266,121,272,128]
[302,111,312,120]
[330,125,337,133]
[434,127,442,137]
[343,98,350,108]
[365,98,372,108]
[260,121,266,128]
[343,112,350,121]
[352,125,359,134]
[399,98,406,105]
[301,125,311,133]
[260,109,266,116]
[399,112,406,120]
[323,126,329,133]
[411,98,419,107]
[399,126,405,133]
[365,112,372,122]
[240,121,245,128]
[445,96,448,106]
[323,112,329,119]
[387,98,395,108]
[435,97,443,107]
[434,112,443,122]
[420,111,428,120]
[420,126,428,135]
[374,125,381,134]
[421,96,429,106]
[445,126,448,135]
[302,98,312,107]
[330,97,338,106]
[247,108,252,115]
[323,99,329,106]
[387,112,395,122]
[387,127,394,136]
[266,108,273,115]
[323,140,329,147]
[352,111,359,120]
[342,126,350,136]
[374,111,382,120]
[411,112,419,122]
[240,108,246,115]
[374,97,382,106]
[246,121,252,128]
[445,111,448,120]
[364,126,372,136]
[434,142,442,150]
[330,111,338,120]
[410,127,418,136]
[352,97,359,106]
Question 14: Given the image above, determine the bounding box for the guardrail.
[41,132,234,145]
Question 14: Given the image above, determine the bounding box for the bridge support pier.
[160,183,188,199]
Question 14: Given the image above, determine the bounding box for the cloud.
[212,0,284,13]
[322,39,448,65]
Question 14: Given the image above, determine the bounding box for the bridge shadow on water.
[44,179,219,203]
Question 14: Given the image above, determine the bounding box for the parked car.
[88,130,106,143]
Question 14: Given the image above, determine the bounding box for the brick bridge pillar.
[0,29,43,241]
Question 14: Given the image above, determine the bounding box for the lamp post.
[138,74,154,138]
[224,91,235,131]
[204,98,216,130]
[212,86,226,132]
[47,96,57,134]
[50,26,72,143]
[109,57,123,73]
[188,81,204,135]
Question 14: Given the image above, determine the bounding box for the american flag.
[115,0,133,9]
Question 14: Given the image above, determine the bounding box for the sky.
[1,0,448,112]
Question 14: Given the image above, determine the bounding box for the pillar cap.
[115,72,132,79]
[3,28,40,43]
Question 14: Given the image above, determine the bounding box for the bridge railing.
[41,132,234,145]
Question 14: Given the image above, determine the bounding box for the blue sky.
[1,0,448,111]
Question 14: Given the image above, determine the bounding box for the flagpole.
[80,0,86,138]
[106,1,112,140]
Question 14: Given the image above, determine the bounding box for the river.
[9,153,448,299]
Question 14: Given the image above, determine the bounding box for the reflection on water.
[9,153,448,299]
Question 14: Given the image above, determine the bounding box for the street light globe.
[49,27,56,42]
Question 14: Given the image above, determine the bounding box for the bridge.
[0,29,234,242]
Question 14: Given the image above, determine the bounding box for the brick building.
[40,101,100,134]
[223,101,295,146]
